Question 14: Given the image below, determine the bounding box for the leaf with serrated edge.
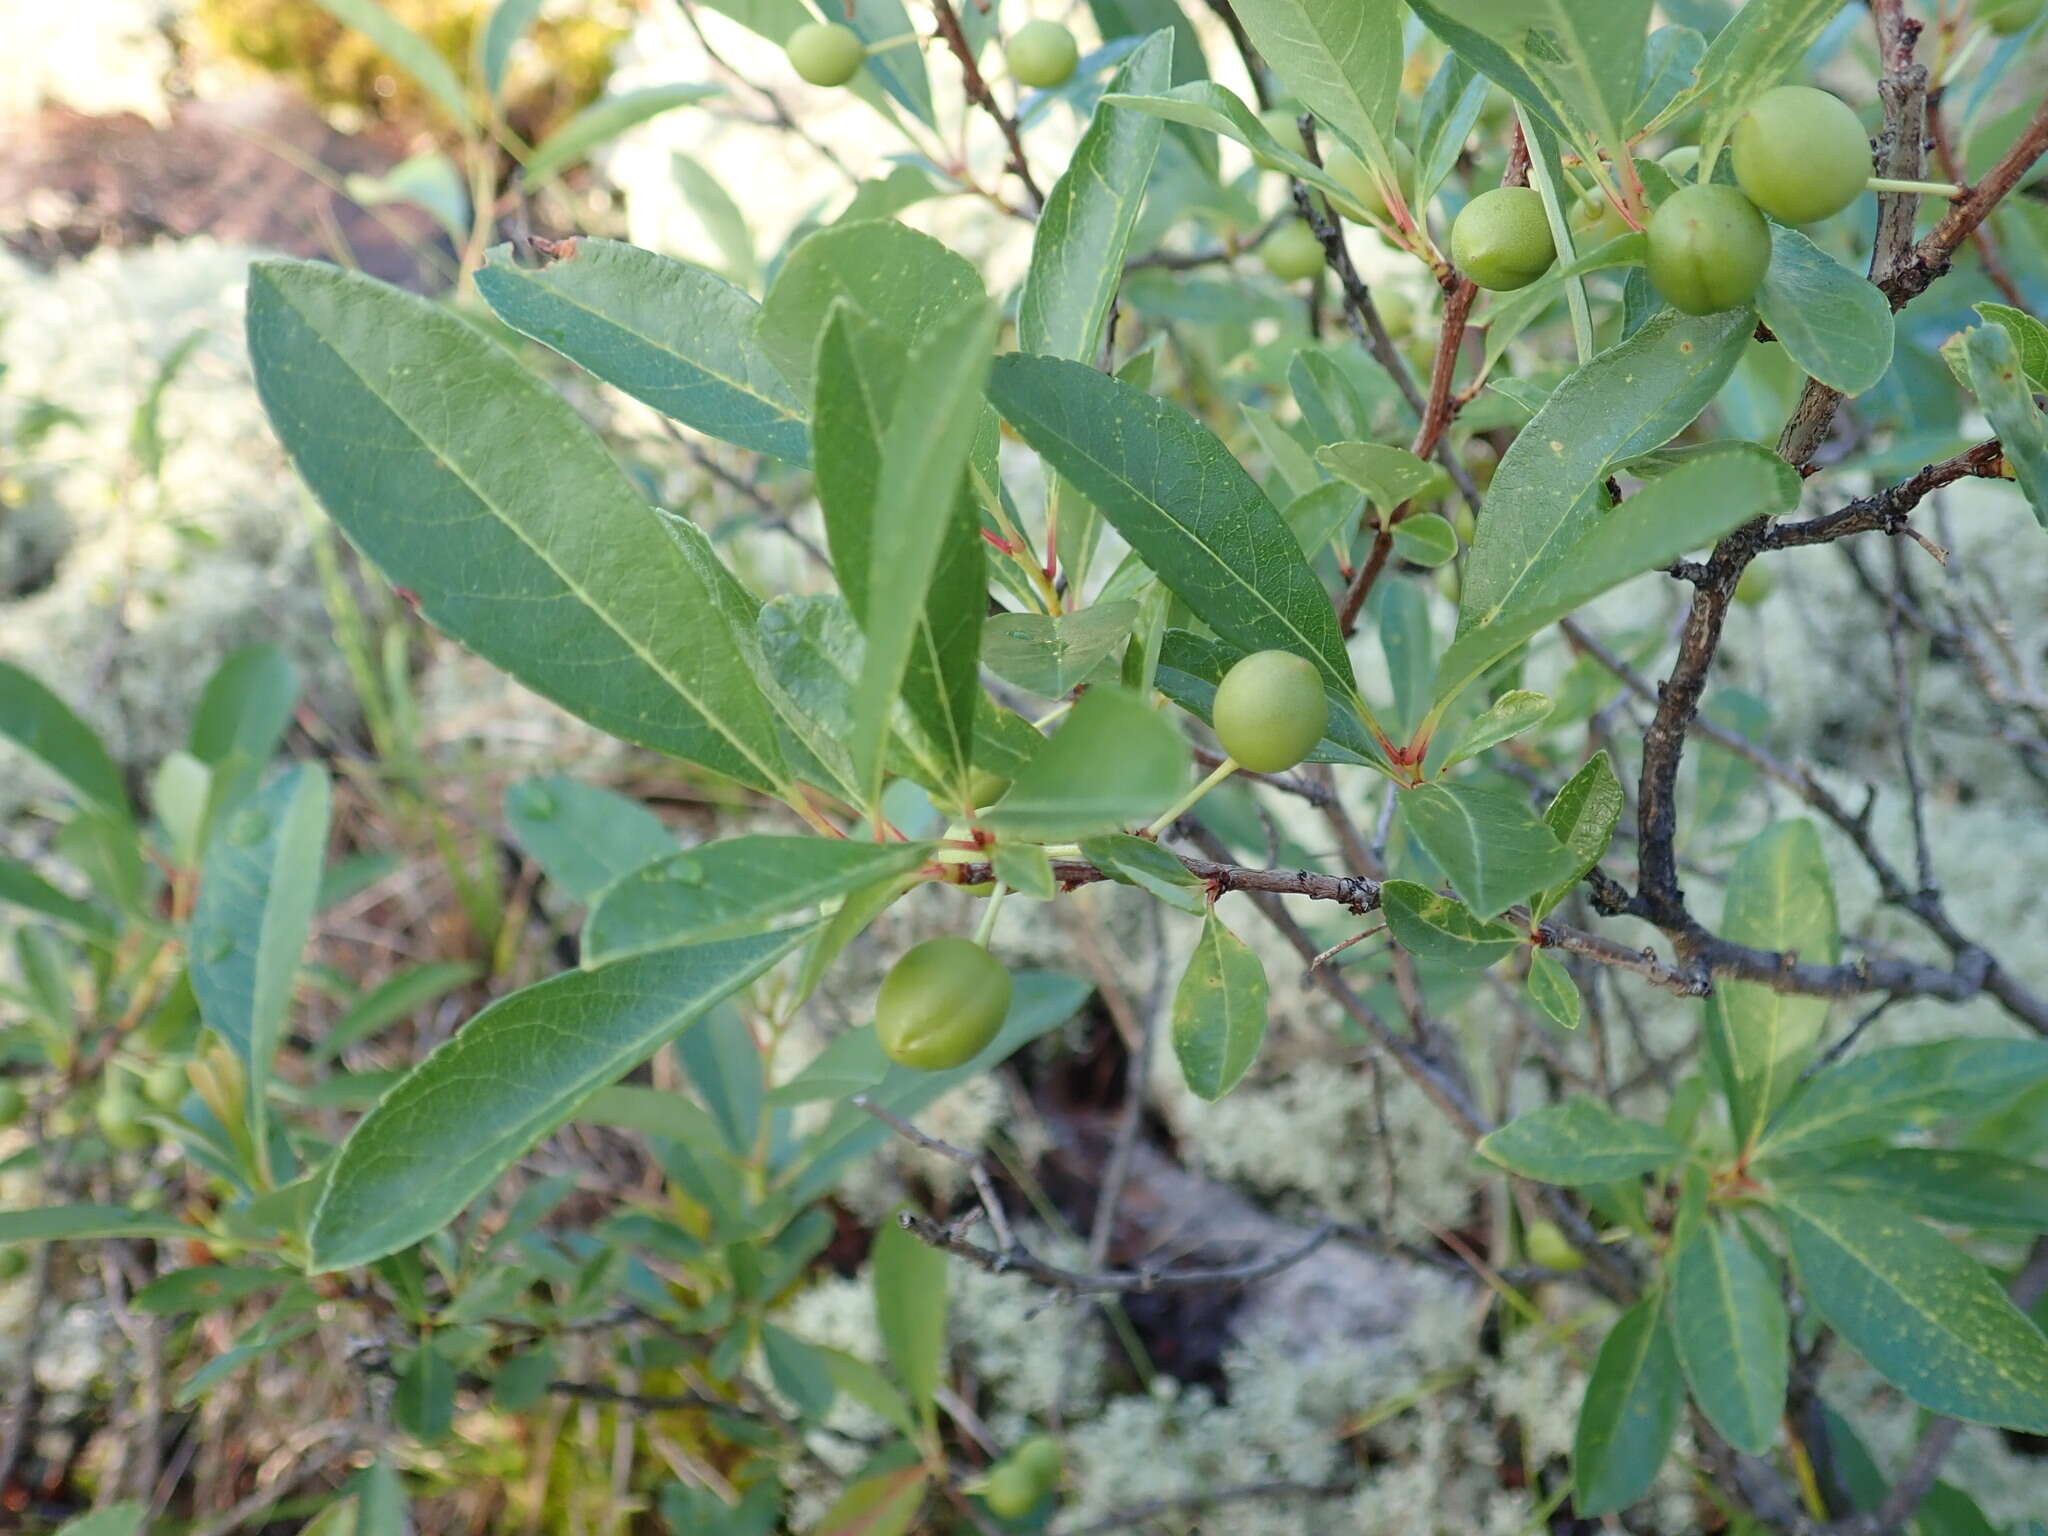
[1774,1188,2048,1432]
[1172,911,1269,1101]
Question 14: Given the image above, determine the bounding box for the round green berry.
[1525,1218,1586,1272]
[1730,86,1869,225]
[143,1062,188,1109]
[1005,20,1079,89]
[1983,0,2045,32]
[1646,183,1772,314]
[966,769,1011,810]
[1658,145,1700,183]
[1212,650,1327,774]
[787,21,866,87]
[1011,1434,1063,1490]
[0,1249,26,1282]
[1451,187,1556,291]
[96,1085,149,1151]
[981,1460,1041,1519]
[1253,105,1308,170]
[874,937,1012,1071]
[1734,563,1776,607]
[1323,140,1415,224]
[1259,220,1326,283]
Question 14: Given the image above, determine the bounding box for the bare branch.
[897,1210,1338,1294]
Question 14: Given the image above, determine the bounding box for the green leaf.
[1409,0,1650,157]
[1316,442,1450,515]
[248,260,791,794]
[1019,30,1170,362]
[478,0,545,100]
[844,301,999,806]
[1380,880,1521,970]
[0,661,129,822]
[394,1342,455,1440]
[1703,820,1838,1145]
[672,152,759,284]
[583,837,936,965]
[1756,1039,2048,1164]
[1098,81,1354,207]
[309,0,475,128]
[832,0,936,126]
[982,603,1138,698]
[1971,302,2048,393]
[1416,52,1493,204]
[346,153,469,246]
[1228,0,1403,174]
[812,1463,927,1536]
[818,1346,920,1440]
[991,841,1056,900]
[761,1322,838,1421]
[475,240,808,464]
[872,1213,948,1413]
[523,84,720,181]
[1434,444,1797,707]
[1532,751,1624,918]
[1572,1295,1684,1516]
[1171,910,1268,1101]
[504,776,671,903]
[1662,0,1852,165]
[189,643,299,781]
[1755,226,1894,396]
[756,220,986,395]
[1796,1149,2048,1232]
[1964,324,2048,528]
[190,764,332,1156]
[132,1265,290,1316]
[1390,515,1459,568]
[0,858,113,940]
[1479,1098,1684,1184]
[1773,1187,2048,1432]
[1631,24,1706,128]
[54,1504,149,1536]
[492,1344,556,1412]
[766,1029,891,1107]
[1525,947,1582,1029]
[988,354,1358,698]
[1458,309,1754,634]
[1442,689,1552,768]
[1670,1222,1787,1455]
[1080,833,1207,914]
[321,962,481,1062]
[1398,780,1580,919]
[980,686,1188,841]
[306,927,811,1270]
[0,1205,200,1245]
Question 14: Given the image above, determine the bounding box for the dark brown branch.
[930,0,1046,209]
[1882,94,2048,310]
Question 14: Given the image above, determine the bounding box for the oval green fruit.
[1731,86,1868,225]
[143,1062,188,1109]
[1983,0,2045,33]
[0,1080,24,1129]
[1253,105,1308,170]
[1658,144,1700,182]
[966,769,1011,810]
[1324,140,1415,224]
[1734,563,1776,607]
[1259,220,1326,283]
[0,1248,26,1282]
[96,1086,149,1151]
[787,21,865,87]
[1525,1218,1586,1272]
[1451,187,1555,291]
[1645,183,1771,315]
[981,1460,1041,1519]
[1213,650,1327,774]
[1005,19,1079,88]
[1568,190,1631,247]
[875,937,1012,1071]
[1011,1434,1063,1490]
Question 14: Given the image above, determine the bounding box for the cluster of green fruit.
[973,1434,1064,1519]
[873,651,1325,1072]
[786,16,1078,90]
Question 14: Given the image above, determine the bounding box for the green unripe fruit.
[96,1087,148,1151]
[1254,105,1308,169]
[1259,220,1326,283]
[1451,504,1478,545]
[1734,563,1776,606]
[1730,86,1869,225]
[1525,1218,1586,1272]
[966,769,1011,809]
[875,937,1012,1071]
[1212,650,1327,774]
[1568,190,1631,247]
[982,1460,1041,1519]
[1462,437,1500,492]
[1645,183,1772,315]
[1012,1435,1063,1489]
[787,21,865,87]
[1324,140,1415,224]
[0,1080,24,1129]
[0,1249,26,1282]
[1983,0,2045,33]
[143,1062,188,1109]
[1658,145,1700,182]
[1451,187,1556,291]
[1005,20,1079,88]
[1374,287,1416,338]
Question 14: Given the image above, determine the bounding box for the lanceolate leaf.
[1398,780,1580,919]
[190,765,332,1156]
[1754,227,1894,396]
[1755,1038,2048,1165]
[1964,324,2048,528]
[308,927,812,1270]
[1573,1295,1684,1516]
[980,686,1188,841]
[1410,0,1653,156]
[1228,0,1404,175]
[1458,308,1754,635]
[1796,1149,2048,1232]
[1670,1222,1788,1455]
[1442,689,1552,768]
[1479,1098,1684,1185]
[1171,911,1268,1101]
[582,837,935,964]
[983,603,1139,699]
[247,260,791,795]
[1434,445,1798,707]
[0,1205,202,1246]
[522,85,721,181]
[1773,1188,2048,1432]
[1704,820,1838,1146]
[476,240,808,464]
[872,1214,948,1413]
[0,661,129,823]
[1099,81,1355,207]
[1019,30,1171,362]
[0,859,113,940]
[309,0,475,129]
[504,776,672,903]
[1316,442,1449,515]
[988,354,1358,698]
